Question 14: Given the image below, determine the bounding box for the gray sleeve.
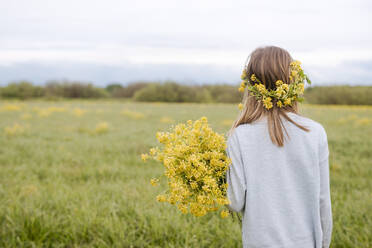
[226,130,247,213]
[319,127,333,248]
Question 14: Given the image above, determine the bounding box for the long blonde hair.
[230,46,310,147]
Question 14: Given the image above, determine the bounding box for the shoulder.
[227,123,255,140]
[226,123,263,150]
[289,112,327,141]
[226,124,249,148]
[226,127,239,145]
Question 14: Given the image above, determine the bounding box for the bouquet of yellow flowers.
[141,117,231,218]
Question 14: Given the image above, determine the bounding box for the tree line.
[0,80,371,105]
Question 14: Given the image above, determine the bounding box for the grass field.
[0,100,371,247]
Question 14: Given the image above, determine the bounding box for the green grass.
[0,100,371,247]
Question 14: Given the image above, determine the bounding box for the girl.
[226,46,332,248]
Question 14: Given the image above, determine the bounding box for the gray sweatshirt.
[226,112,332,248]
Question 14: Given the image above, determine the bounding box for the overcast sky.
[0,0,371,86]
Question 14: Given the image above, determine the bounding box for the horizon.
[1,0,371,86]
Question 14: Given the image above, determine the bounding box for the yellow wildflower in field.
[142,117,231,218]
[330,163,342,172]
[0,104,22,112]
[36,106,66,117]
[72,108,85,117]
[20,113,32,120]
[238,103,244,110]
[160,116,174,123]
[355,118,372,126]
[38,109,51,117]
[337,114,359,124]
[49,106,66,113]
[4,123,25,137]
[20,184,39,197]
[94,122,109,134]
[348,114,358,120]
[95,108,106,114]
[121,109,145,119]
[220,119,234,127]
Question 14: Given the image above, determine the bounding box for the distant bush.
[202,84,242,103]
[111,82,150,98]
[304,86,372,105]
[105,83,123,94]
[0,81,45,99]
[133,82,212,103]
[45,81,108,98]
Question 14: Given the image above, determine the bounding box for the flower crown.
[238,60,311,110]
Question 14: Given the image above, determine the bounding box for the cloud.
[0,61,237,86]
[0,0,371,85]
[307,60,372,85]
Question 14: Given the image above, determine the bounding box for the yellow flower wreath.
[238,60,311,110]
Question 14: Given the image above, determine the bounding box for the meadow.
[0,100,371,247]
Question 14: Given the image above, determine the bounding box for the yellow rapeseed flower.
[149,148,158,156]
[250,74,257,82]
[284,98,292,106]
[150,178,159,186]
[220,210,230,218]
[263,97,273,109]
[238,103,244,110]
[141,153,149,162]
[256,84,268,94]
[241,70,248,80]
[275,87,284,98]
[290,60,301,67]
[275,80,283,86]
[156,195,167,202]
[296,83,305,94]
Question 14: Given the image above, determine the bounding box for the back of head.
[247,46,292,90]
[231,46,310,147]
